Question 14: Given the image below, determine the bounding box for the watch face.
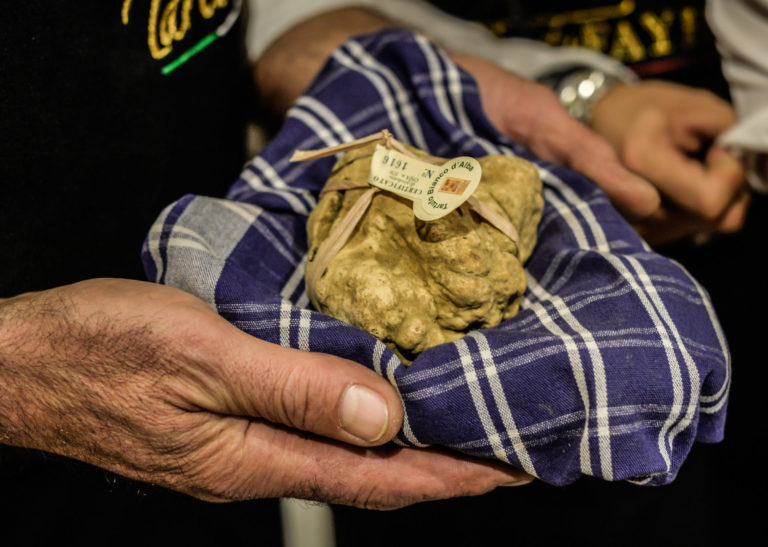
[555,69,619,123]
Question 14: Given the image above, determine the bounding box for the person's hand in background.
[257,7,750,247]
[590,80,748,245]
[453,54,663,222]
[455,56,749,245]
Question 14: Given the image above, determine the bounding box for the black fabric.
[1,3,764,545]
[0,3,281,544]
[1,2,250,295]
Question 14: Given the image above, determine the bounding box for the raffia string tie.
[291,130,520,309]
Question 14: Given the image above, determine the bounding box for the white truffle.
[307,143,543,362]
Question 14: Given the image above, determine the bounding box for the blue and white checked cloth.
[143,30,729,486]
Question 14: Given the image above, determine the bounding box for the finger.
[568,132,661,220]
[668,93,737,157]
[716,186,751,234]
[550,121,661,220]
[233,421,533,508]
[198,327,405,447]
[632,204,710,246]
[671,130,703,154]
[623,114,743,220]
[634,185,750,246]
[676,90,738,136]
[702,146,747,219]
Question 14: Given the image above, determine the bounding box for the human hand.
[453,54,661,222]
[591,81,748,245]
[0,279,531,509]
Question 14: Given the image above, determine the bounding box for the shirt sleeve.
[707,0,768,189]
[246,0,635,81]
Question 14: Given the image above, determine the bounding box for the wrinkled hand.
[591,80,748,245]
[0,279,531,509]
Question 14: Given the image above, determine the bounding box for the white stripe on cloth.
[400,333,718,405]
[339,39,428,149]
[213,198,302,267]
[413,34,456,125]
[287,108,344,150]
[455,338,514,466]
[469,331,538,477]
[276,300,313,352]
[622,255,701,463]
[375,344,425,447]
[601,254,687,474]
[281,255,309,308]
[239,161,314,214]
[526,276,595,478]
[690,279,730,412]
[298,307,311,351]
[146,203,173,282]
[280,299,292,348]
[295,96,357,143]
[237,169,317,215]
[527,274,614,480]
[539,161,696,474]
[412,42,506,158]
[330,48,411,145]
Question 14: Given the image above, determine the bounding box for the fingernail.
[502,476,535,487]
[339,384,389,442]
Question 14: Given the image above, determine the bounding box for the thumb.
[211,332,404,447]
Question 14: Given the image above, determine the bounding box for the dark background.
[1,1,764,545]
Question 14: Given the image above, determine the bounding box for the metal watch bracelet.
[554,69,624,125]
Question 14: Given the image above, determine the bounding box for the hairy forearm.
[0,280,234,496]
[0,291,47,449]
[255,8,396,114]
[0,288,144,457]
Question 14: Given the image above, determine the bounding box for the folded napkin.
[143,29,729,485]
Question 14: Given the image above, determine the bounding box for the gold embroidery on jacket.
[121,0,229,60]
[494,2,705,64]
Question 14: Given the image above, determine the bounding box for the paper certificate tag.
[367,144,482,221]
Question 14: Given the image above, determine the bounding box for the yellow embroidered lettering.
[489,20,508,37]
[581,21,611,52]
[640,10,675,57]
[199,0,228,19]
[680,6,697,46]
[160,0,195,46]
[160,0,180,46]
[122,0,228,60]
[122,0,133,24]
[544,29,563,46]
[609,20,645,62]
[562,34,581,47]
[148,0,173,59]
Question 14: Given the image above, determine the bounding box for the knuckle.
[695,189,734,222]
[697,201,726,223]
[718,214,747,234]
[620,137,647,170]
[590,138,620,164]
[699,88,730,112]
[727,170,747,191]
[270,365,313,431]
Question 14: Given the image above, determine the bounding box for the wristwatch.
[553,69,624,125]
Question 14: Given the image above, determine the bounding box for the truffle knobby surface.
[306,143,543,363]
